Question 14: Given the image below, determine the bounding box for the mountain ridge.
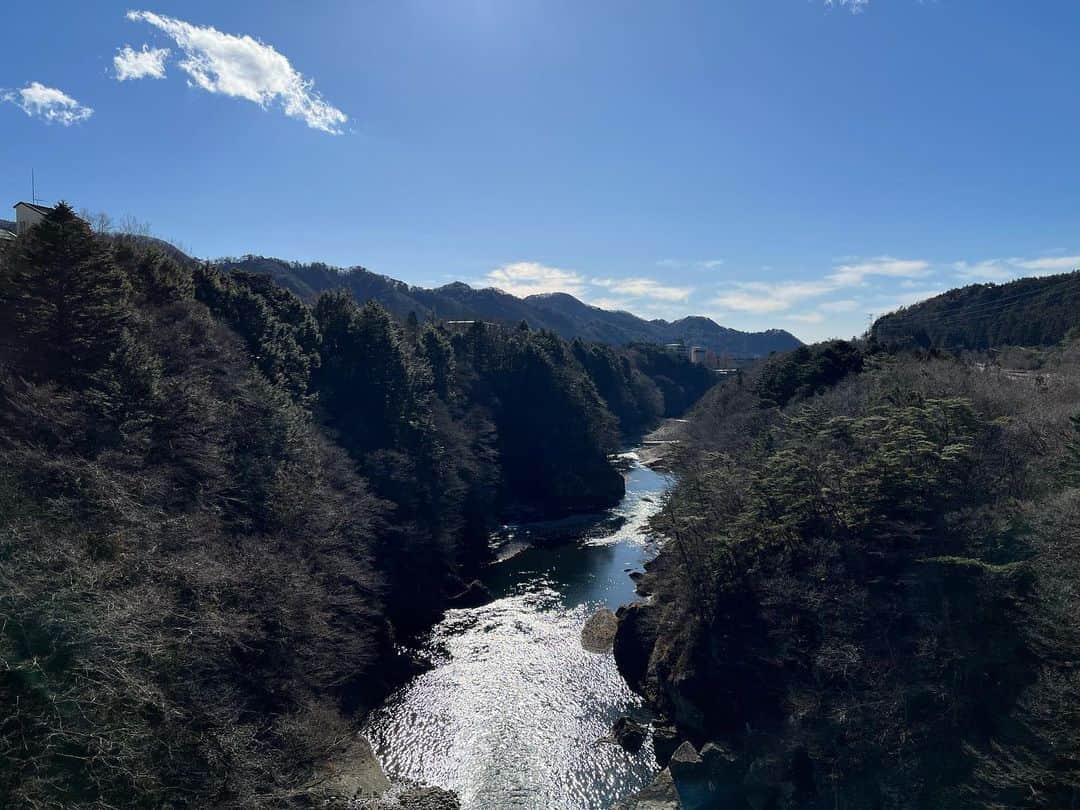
[218,255,803,358]
[871,269,1080,350]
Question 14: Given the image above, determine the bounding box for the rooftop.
[14,201,52,215]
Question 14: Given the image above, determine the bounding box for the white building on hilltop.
[14,201,52,235]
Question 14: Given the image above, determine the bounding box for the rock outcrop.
[581,608,619,653]
[611,768,680,810]
[315,735,390,801]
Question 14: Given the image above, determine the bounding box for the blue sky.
[3,1,1079,341]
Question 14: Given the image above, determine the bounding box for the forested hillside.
[0,205,714,808]
[617,336,1080,808]
[872,270,1080,350]
[218,255,802,358]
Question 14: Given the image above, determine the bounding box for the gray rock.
[316,734,390,800]
[671,741,730,810]
[581,608,619,653]
[611,768,680,810]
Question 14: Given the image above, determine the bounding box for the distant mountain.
[220,255,802,358]
[872,270,1080,350]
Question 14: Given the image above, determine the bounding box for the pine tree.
[420,325,455,400]
[313,293,415,454]
[0,203,132,386]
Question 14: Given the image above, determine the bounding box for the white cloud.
[655,258,724,271]
[592,276,693,302]
[114,44,171,81]
[126,10,347,134]
[825,0,871,12]
[590,297,635,312]
[1015,255,1080,272]
[710,280,834,314]
[820,299,860,313]
[482,262,587,298]
[827,257,931,286]
[1,82,93,125]
[952,254,1080,283]
[784,312,826,324]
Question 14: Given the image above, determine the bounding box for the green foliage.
[194,264,321,401]
[0,203,133,387]
[755,339,864,407]
[459,324,624,516]
[314,293,416,454]
[571,339,664,434]
[634,342,1080,808]
[625,342,717,417]
[0,218,721,807]
[0,228,388,807]
[872,271,1080,350]
[419,324,456,400]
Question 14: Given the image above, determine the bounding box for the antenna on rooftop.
[32,169,38,205]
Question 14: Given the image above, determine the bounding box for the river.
[361,450,673,809]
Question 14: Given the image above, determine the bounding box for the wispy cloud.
[1015,255,1080,272]
[827,257,931,286]
[825,0,871,12]
[589,297,635,313]
[784,311,826,324]
[820,299,860,313]
[114,44,171,81]
[655,258,724,271]
[125,10,347,134]
[1,82,93,125]
[707,256,930,338]
[952,260,1015,283]
[953,254,1080,283]
[482,262,587,298]
[710,280,836,314]
[592,276,693,302]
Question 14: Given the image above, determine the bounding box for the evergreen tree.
[313,293,414,454]
[419,324,455,400]
[405,310,420,343]
[0,203,132,385]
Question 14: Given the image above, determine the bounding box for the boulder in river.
[316,734,390,801]
[610,716,649,752]
[581,607,619,653]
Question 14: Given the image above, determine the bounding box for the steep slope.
[4,208,702,807]
[614,337,1080,807]
[872,270,1080,350]
[219,256,803,358]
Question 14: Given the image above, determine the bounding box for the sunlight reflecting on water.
[361,459,671,809]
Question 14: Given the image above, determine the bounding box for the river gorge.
[361,450,673,809]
